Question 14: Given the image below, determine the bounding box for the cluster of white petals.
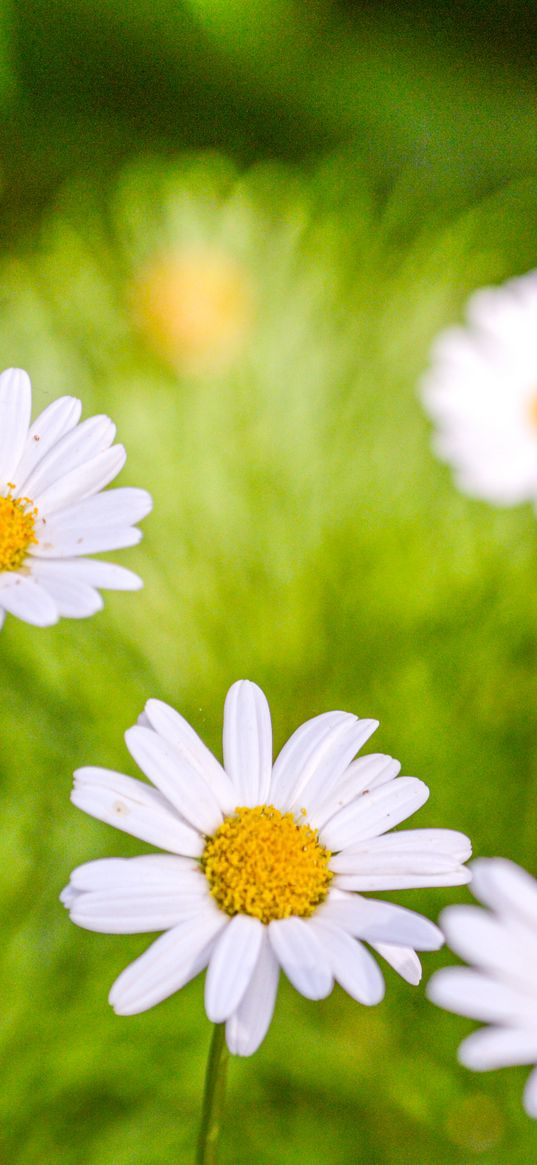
[0,368,151,628]
[62,680,471,1056]
[427,858,537,1118]
[421,271,537,506]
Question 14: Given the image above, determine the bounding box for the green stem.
[196,1023,230,1165]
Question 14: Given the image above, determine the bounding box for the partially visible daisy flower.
[427,858,537,1118]
[0,368,152,628]
[421,271,537,505]
[62,680,471,1057]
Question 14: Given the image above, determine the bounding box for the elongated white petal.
[66,854,198,892]
[372,943,422,985]
[15,396,82,487]
[69,887,206,934]
[226,933,280,1056]
[427,967,536,1024]
[72,767,203,856]
[30,570,103,617]
[310,754,400,829]
[223,680,273,805]
[322,778,430,850]
[459,1026,537,1071]
[0,368,32,484]
[31,521,140,558]
[125,725,223,834]
[270,712,354,807]
[0,574,58,626]
[439,905,537,992]
[109,905,227,1015]
[33,445,126,515]
[289,718,379,813]
[318,894,443,950]
[22,414,116,501]
[268,916,333,999]
[309,919,384,1004]
[334,867,471,891]
[27,556,142,591]
[205,914,264,1022]
[42,487,152,530]
[144,699,236,814]
[524,1067,537,1118]
[470,858,537,927]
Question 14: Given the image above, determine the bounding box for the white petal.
[125,725,223,834]
[309,919,385,1004]
[317,894,443,950]
[0,607,5,630]
[144,699,236,814]
[72,767,204,856]
[15,396,82,486]
[270,712,354,807]
[28,556,142,591]
[523,1066,537,1118]
[69,881,207,933]
[439,905,537,992]
[29,569,103,617]
[109,905,226,1015]
[272,713,379,813]
[32,445,126,515]
[31,522,140,559]
[372,943,422,985]
[223,680,273,805]
[226,933,280,1056]
[322,778,430,850]
[310,754,400,829]
[41,487,152,530]
[205,914,264,1023]
[459,1026,537,1071]
[66,854,197,891]
[427,967,537,1024]
[268,916,333,999]
[470,858,537,928]
[21,414,116,500]
[0,574,58,626]
[0,368,32,484]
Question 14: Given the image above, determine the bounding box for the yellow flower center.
[0,492,38,572]
[201,805,333,925]
[131,250,254,374]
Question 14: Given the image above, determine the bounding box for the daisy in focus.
[427,858,537,1119]
[421,270,537,506]
[62,680,471,1056]
[0,368,152,628]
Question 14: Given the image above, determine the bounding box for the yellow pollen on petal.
[0,493,38,572]
[201,804,333,925]
[131,250,254,374]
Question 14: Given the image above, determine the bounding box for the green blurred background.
[2,2,537,1161]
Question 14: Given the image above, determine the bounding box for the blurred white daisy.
[0,368,152,628]
[427,858,537,1118]
[421,271,537,505]
[62,680,471,1057]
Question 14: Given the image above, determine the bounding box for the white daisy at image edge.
[62,680,472,1056]
[421,270,537,506]
[0,367,152,628]
[427,858,537,1119]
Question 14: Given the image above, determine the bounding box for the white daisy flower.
[421,270,537,505]
[427,858,537,1119]
[0,367,152,628]
[62,680,471,1057]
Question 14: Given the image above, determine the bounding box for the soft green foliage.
[2,4,537,1162]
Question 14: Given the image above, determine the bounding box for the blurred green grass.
[2,2,537,1162]
[1,155,537,1163]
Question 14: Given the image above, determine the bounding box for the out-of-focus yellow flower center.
[201,805,333,925]
[131,250,254,373]
[528,394,537,430]
[0,492,38,572]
